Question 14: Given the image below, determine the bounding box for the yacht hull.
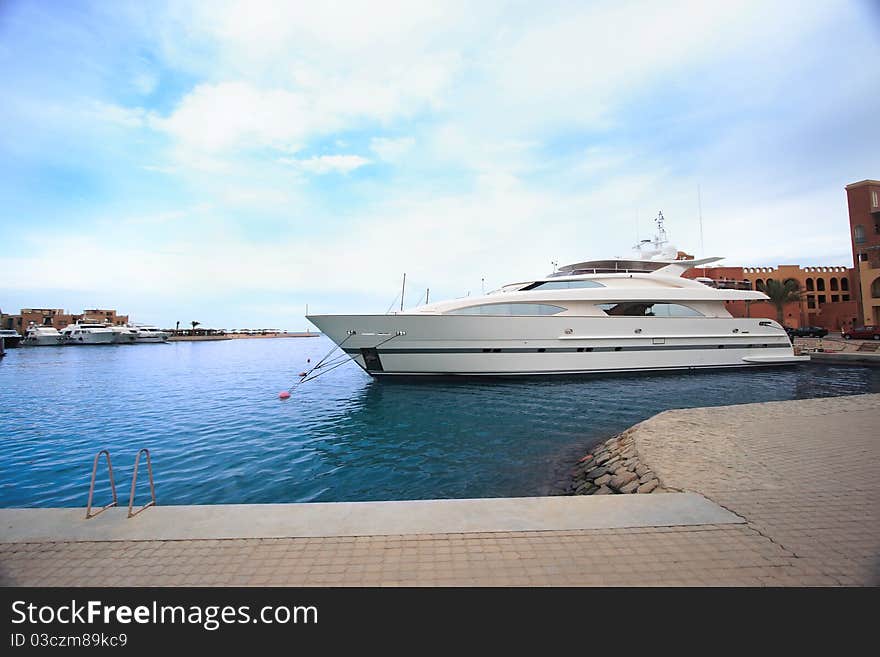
[64,333,116,345]
[307,314,808,376]
[23,335,63,346]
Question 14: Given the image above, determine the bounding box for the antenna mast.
[655,210,667,245]
[698,185,705,275]
[400,273,406,312]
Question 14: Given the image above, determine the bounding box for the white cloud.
[150,81,314,153]
[90,101,151,128]
[279,154,371,174]
[370,137,415,162]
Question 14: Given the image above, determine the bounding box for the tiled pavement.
[635,393,880,586]
[0,525,820,587]
[1,394,878,586]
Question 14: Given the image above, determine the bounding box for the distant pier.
[168,331,319,342]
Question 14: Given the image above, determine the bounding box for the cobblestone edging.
[565,426,666,496]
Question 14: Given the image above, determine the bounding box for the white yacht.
[128,323,170,343]
[60,323,116,345]
[22,324,63,346]
[307,218,808,377]
[106,324,137,344]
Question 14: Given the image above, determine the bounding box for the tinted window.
[446,303,565,316]
[597,303,704,317]
[524,280,605,290]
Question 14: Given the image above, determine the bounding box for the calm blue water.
[1,337,878,508]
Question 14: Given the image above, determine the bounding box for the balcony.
[696,278,753,290]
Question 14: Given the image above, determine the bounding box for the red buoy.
[278,391,291,400]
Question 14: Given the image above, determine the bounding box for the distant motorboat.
[128,323,170,343]
[60,323,116,345]
[22,324,63,346]
[106,324,137,344]
[0,329,23,348]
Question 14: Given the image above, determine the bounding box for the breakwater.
[565,427,664,495]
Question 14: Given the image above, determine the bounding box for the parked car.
[842,325,880,340]
[784,326,828,338]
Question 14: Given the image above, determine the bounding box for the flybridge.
[551,256,723,278]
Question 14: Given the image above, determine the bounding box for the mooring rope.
[283,331,406,395]
[285,331,355,393]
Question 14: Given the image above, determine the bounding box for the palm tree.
[190,320,200,334]
[762,278,801,325]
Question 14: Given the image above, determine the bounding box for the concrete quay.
[1,394,878,586]
[795,336,880,365]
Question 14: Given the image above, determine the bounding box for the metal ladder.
[85,450,118,519]
[85,448,156,519]
[127,448,156,518]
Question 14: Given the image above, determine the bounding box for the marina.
[3,0,879,601]
[1,336,878,509]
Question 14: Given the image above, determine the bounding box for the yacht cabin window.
[596,303,704,317]
[521,280,605,291]
[445,303,566,316]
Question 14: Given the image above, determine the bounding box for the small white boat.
[22,324,63,346]
[128,323,170,343]
[60,323,116,345]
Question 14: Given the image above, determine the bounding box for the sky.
[1,0,879,330]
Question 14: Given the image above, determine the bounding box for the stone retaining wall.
[565,425,666,496]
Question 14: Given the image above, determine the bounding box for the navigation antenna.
[655,210,667,245]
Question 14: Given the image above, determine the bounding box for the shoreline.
[168,332,319,342]
[563,392,880,497]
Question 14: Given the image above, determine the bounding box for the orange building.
[1,308,130,333]
[846,179,880,325]
[683,265,858,330]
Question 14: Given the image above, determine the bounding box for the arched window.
[841,278,849,291]
[872,277,880,299]
[446,303,566,315]
[597,303,704,317]
[854,225,866,244]
[755,278,764,291]
[816,278,825,291]
[830,278,839,291]
[806,278,814,291]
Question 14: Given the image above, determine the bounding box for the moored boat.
[0,329,23,349]
[106,324,137,344]
[308,215,808,377]
[60,323,116,345]
[128,324,170,343]
[22,324,63,346]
